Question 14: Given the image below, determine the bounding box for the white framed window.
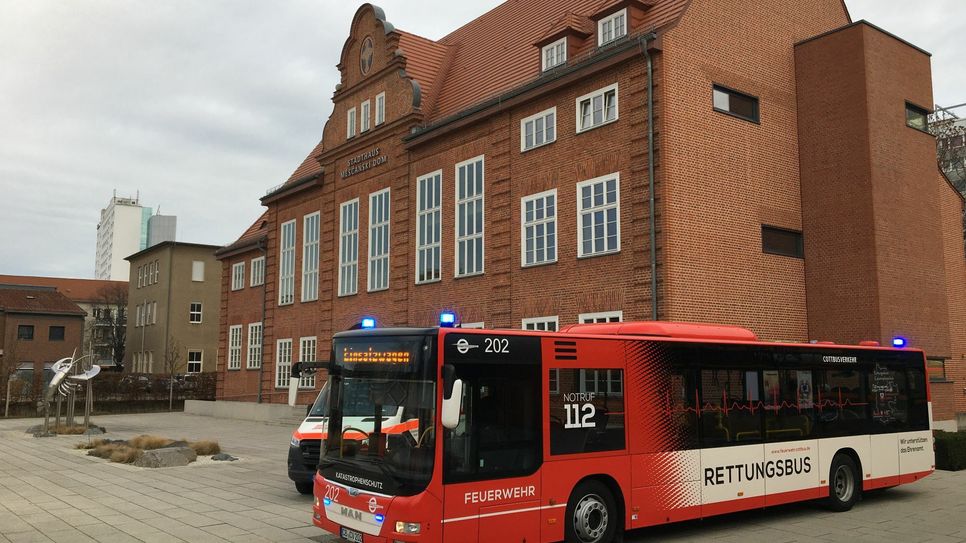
[521,107,556,152]
[347,107,357,138]
[135,304,142,327]
[521,189,557,266]
[577,173,620,257]
[187,350,203,374]
[191,260,205,282]
[361,100,371,132]
[339,199,359,296]
[578,310,623,323]
[581,369,623,394]
[416,171,442,284]
[577,83,618,133]
[549,368,560,394]
[375,92,386,125]
[542,37,567,70]
[455,155,484,277]
[153,259,159,283]
[250,256,265,286]
[299,336,317,389]
[462,322,485,329]
[368,188,391,291]
[231,262,245,291]
[302,212,320,302]
[598,8,627,45]
[150,302,157,324]
[279,219,296,305]
[228,325,242,370]
[522,316,559,331]
[189,302,202,323]
[137,266,143,288]
[247,322,263,369]
[275,339,293,388]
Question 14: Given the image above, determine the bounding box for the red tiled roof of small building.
[218,211,269,257]
[0,286,87,316]
[0,275,127,304]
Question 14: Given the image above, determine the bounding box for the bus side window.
[700,369,762,447]
[668,369,698,450]
[905,367,929,431]
[815,368,868,437]
[870,363,910,433]
[764,369,816,441]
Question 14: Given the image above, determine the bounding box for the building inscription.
[342,148,387,179]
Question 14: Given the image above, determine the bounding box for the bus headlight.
[395,521,421,534]
[291,436,300,447]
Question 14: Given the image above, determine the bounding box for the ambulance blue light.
[323,497,332,506]
[892,337,907,348]
[440,312,456,327]
[375,514,385,523]
[361,317,376,329]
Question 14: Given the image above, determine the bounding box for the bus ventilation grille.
[554,341,577,360]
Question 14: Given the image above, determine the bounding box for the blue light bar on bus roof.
[361,317,376,329]
[440,312,456,327]
[892,336,907,348]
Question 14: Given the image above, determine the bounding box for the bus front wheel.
[826,454,860,512]
[295,481,313,495]
[565,479,622,543]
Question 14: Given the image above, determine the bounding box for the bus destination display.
[340,347,411,365]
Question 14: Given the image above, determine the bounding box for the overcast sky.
[1,1,962,279]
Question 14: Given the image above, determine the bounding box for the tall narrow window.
[247,322,263,369]
[416,171,442,283]
[228,325,242,370]
[138,266,143,288]
[191,261,205,282]
[542,38,567,70]
[299,336,317,388]
[153,259,159,283]
[189,302,203,323]
[521,189,557,266]
[347,107,357,138]
[187,350,203,374]
[598,8,627,45]
[302,212,320,301]
[576,84,618,132]
[577,174,620,257]
[231,262,245,291]
[250,256,265,286]
[275,339,293,388]
[279,220,296,305]
[712,84,760,123]
[521,107,556,151]
[368,189,391,291]
[339,199,359,296]
[361,100,371,132]
[456,156,485,277]
[375,92,386,125]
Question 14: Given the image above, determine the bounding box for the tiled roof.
[284,140,325,184]
[397,30,454,118]
[534,11,595,45]
[0,275,127,304]
[0,286,87,316]
[217,211,269,257]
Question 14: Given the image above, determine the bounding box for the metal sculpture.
[39,350,100,435]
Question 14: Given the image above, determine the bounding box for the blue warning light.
[361,317,376,329]
[892,337,907,348]
[440,312,456,327]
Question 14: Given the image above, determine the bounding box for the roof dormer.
[533,12,594,71]
[590,0,657,46]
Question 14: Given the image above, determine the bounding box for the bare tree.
[91,284,128,370]
[162,337,184,411]
[930,107,966,195]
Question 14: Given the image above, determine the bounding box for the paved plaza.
[0,412,963,542]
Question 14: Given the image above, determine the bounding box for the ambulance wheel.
[565,479,622,543]
[826,454,860,511]
[295,481,313,495]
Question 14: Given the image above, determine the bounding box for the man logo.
[340,506,363,521]
[455,338,479,354]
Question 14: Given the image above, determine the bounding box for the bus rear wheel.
[295,481,313,495]
[826,454,860,512]
[565,479,622,543]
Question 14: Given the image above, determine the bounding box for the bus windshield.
[321,333,437,496]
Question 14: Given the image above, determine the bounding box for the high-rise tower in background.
[95,192,176,280]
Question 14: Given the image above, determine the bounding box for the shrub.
[934,430,966,471]
[129,435,174,450]
[189,440,221,455]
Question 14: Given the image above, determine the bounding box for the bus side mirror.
[442,379,463,430]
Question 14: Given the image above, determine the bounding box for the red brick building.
[216,0,966,427]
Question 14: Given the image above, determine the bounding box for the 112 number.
[563,403,596,429]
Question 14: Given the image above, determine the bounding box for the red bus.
[312,321,933,542]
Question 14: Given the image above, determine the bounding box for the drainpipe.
[257,238,267,404]
[641,33,659,321]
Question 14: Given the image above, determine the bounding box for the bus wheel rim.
[573,493,608,543]
[834,465,854,502]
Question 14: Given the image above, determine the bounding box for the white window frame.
[189,302,203,324]
[231,262,245,291]
[375,92,386,125]
[521,189,557,267]
[576,83,618,133]
[578,310,623,323]
[191,260,205,282]
[151,301,157,325]
[187,350,203,374]
[153,260,159,283]
[576,173,621,257]
[275,338,293,388]
[302,212,320,302]
[250,256,265,287]
[278,219,296,305]
[542,37,567,71]
[522,315,559,331]
[580,369,623,394]
[549,368,560,395]
[137,266,143,288]
[347,106,357,138]
[247,322,263,369]
[228,325,242,370]
[455,155,485,278]
[368,188,391,292]
[298,336,317,389]
[416,170,442,284]
[360,100,371,132]
[462,322,485,329]
[135,304,142,327]
[597,8,627,46]
[520,107,557,152]
[339,199,360,296]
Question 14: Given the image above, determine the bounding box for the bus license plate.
[340,527,363,543]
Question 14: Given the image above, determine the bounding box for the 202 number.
[563,403,596,429]
[484,337,509,353]
[324,485,340,501]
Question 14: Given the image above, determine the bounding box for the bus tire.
[565,479,622,543]
[295,481,313,495]
[826,454,860,512]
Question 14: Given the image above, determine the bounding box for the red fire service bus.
[311,319,933,543]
